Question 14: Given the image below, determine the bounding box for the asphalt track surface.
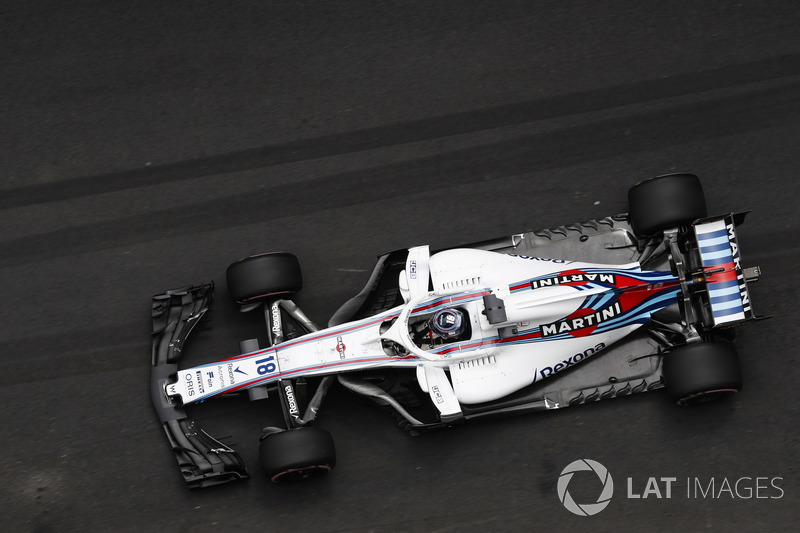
[2,1,799,531]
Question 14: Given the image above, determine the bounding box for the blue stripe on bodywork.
[700,242,731,253]
[697,228,728,240]
[710,292,743,305]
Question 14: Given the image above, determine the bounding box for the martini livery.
[150,174,764,488]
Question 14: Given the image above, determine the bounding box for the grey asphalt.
[1,1,798,531]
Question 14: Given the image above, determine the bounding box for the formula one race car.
[150,174,764,488]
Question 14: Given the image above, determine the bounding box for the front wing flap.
[151,283,248,488]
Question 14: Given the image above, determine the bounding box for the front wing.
[151,283,249,488]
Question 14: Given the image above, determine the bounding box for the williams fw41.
[150,174,765,488]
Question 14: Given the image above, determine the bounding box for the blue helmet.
[431,309,466,338]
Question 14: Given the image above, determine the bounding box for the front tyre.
[226,252,302,304]
[662,341,742,406]
[259,427,336,482]
[628,173,707,237]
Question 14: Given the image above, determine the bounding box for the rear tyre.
[226,252,302,304]
[662,341,742,406]
[259,427,336,483]
[628,173,707,237]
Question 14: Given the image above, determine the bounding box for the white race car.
[150,174,763,487]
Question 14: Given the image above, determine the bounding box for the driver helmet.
[431,308,466,338]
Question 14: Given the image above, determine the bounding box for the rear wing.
[693,214,759,326]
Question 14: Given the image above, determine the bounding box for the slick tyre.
[628,173,707,237]
[226,252,302,304]
[663,341,742,406]
[259,427,336,483]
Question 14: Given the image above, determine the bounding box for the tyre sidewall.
[259,427,336,481]
[226,252,302,303]
[663,341,742,404]
[628,173,707,236]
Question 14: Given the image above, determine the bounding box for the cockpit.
[410,307,472,349]
[380,306,474,356]
[378,245,507,361]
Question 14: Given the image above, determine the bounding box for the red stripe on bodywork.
[412,291,490,313]
[222,354,418,395]
[704,260,735,270]
[707,269,738,284]
[705,262,737,284]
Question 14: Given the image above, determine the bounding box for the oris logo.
[557,459,614,516]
